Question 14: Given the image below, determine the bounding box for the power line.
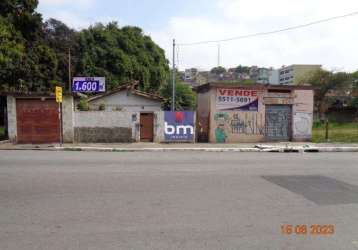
[177,11,358,46]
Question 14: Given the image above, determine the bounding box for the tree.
[304,69,352,119]
[0,0,43,42]
[76,23,169,92]
[234,65,250,74]
[210,66,226,75]
[0,3,170,94]
[160,81,197,111]
[352,71,358,90]
[0,17,24,91]
[0,0,59,92]
[43,18,77,88]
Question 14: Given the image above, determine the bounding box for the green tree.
[160,81,197,111]
[210,66,226,75]
[0,3,170,94]
[0,0,59,92]
[0,0,43,42]
[352,71,358,90]
[304,69,352,119]
[235,65,250,74]
[0,17,24,91]
[43,18,77,88]
[76,23,169,92]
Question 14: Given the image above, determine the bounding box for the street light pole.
[68,48,72,93]
[172,39,176,111]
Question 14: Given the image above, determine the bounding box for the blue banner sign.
[72,77,105,93]
[164,111,195,141]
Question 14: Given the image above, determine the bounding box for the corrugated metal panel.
[265,105,291,141]
[16,99,60,143]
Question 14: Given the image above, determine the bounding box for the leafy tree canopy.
[210,66,226,75]
[303,69,352,117]
[160,80,197,111]
[0,1,169,94]
[234,65,250,74]
[76,23,169,92]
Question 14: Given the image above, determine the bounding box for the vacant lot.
[312,122,358,143]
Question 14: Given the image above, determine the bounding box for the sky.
[37,0,358,72]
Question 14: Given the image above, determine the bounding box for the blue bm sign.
[72,77,105,93]
[164,111,195,142]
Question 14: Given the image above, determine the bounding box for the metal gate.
[265,105,292,141]
[16,99,60,143]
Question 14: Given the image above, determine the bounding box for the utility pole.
[68,48,72,93]
[217,44,221,67]
[172,39,176,111]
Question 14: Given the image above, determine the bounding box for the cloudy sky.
[38,0,358,71]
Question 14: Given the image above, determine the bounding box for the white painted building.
[279,64,321,85]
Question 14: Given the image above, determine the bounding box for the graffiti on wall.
[265,105,291,140]
[214,112,264,142]
[293,112,312,138]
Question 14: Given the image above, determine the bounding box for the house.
[87,83,163,112]
[195,83,314,143]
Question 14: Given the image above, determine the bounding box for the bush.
[77,97,89,111]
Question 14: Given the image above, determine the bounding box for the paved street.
[1,151,358,250]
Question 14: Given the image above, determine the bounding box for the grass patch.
[312,122,358,143]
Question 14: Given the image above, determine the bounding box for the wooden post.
[325,119,329,141]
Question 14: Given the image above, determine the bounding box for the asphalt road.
[1,151,358,250]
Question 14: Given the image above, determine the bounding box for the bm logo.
[164,112,194,136]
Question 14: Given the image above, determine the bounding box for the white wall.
[62,96,74,143]
[74,111,165,142]
[6,96,16,142]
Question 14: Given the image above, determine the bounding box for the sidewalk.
[1,141,358,152]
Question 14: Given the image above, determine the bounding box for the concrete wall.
[292,89,314,141]
[88,90,162,112]
[200,87,314,143]
[62,96,74,143]
[74,111,164,143]
[209,89,266,143]
[6,96,16,142]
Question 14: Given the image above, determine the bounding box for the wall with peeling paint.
[209,89,266,143]
[292,89,314,141]
[197,85,314,143]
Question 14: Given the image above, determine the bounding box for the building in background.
[184,68,199,82]
[279,64,322,85]
[250,67,270,84]
[269,69,280,85]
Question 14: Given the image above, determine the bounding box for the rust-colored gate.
[140,113,154,142]
[16,99,60,143]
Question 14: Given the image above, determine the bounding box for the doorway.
[265,105,292,141]
[140,113,154,142]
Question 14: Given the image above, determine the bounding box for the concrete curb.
[1,146,358,153]
[0,140,10,144]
